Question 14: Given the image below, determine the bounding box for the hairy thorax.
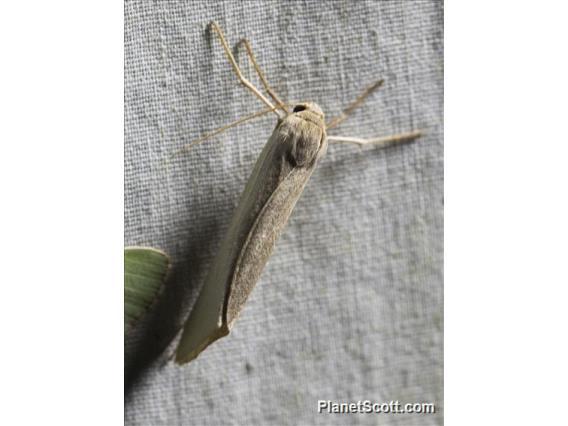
[277,102,327,167]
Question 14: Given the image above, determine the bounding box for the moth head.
[292,102,324,119]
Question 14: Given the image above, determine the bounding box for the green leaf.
[124,247,170,332]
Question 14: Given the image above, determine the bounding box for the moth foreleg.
[209,21,281,117]
[328,130,423,148]
[237,38,288,113]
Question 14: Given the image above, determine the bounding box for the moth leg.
[210,22,281,117]
[237,39,289,113]
[326,79,384,129]
[174,106,277,156]
[327,130,423,148]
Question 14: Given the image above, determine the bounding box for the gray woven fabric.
[125,1,443,425]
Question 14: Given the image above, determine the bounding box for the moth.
[175,22,421,364]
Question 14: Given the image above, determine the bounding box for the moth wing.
[224,164,317,326]
[175,117,326,364]
[175,129,287,364]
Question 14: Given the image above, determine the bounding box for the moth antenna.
[237,38,289,113]
[171,106,279,159]
[210,22,281,117]
[326,79,385,130]
[328,130,423,148]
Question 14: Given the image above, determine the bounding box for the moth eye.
[293,105,306,113]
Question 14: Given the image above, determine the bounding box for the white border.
[0,2,123,425]
[446,1,568,424]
